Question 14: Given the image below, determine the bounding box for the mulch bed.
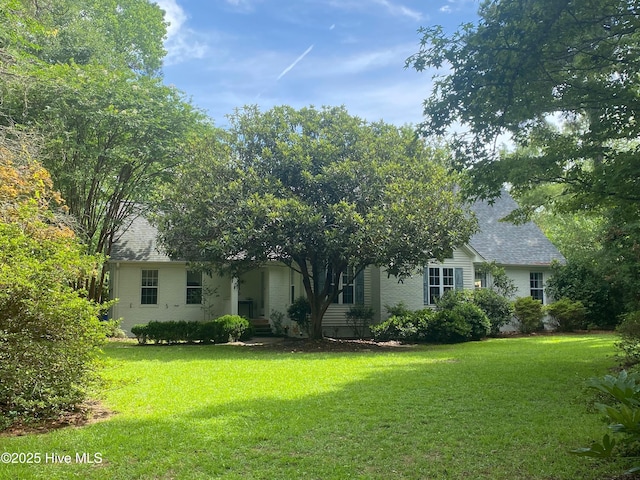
[244,337,417,353]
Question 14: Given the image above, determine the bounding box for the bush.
[451,303,491,340]
[426,309,472,343]
[616,311,640,366]
[130,317,252,345]
[370,309,432,342]
[101,318,127,338]
[546,298,587,332]
[345,304,375,339]
[0,154,107,429]
[471,288,514,336]
[287,296,311,334]
[572,371,640,472]
[513,297,544,334]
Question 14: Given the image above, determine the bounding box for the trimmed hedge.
[131,316,252,345]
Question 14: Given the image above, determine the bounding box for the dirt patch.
[242,337,418,353]
[1,400,114,437]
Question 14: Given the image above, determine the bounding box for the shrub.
[101,318,127,338]
[426,309,472,343]
[572,370,640,472]
[129,317,251,345]
[370,309,432,342]
[216,315,251,342]
[287,296,311,334]
[451,303,490,340]
[345,304,375,339]
[471,288,514,336]
[513,297,544,334]
[384,302,413,318]
[131,324,149,344]
[616,311,640,366]
[0,154,107,428]
[546,298,587,332]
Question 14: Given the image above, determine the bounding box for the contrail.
[277,44,314,80]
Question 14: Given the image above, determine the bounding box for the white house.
[108,193,565,337]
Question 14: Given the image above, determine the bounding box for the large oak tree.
[155,105,477,339]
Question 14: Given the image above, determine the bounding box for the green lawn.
[0,334,631,479]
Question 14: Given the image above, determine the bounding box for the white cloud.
[373,0,423,21]
[154,0,209,65]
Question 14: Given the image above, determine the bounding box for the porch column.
[230,277,239,315]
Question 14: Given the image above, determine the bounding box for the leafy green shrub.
[572,370,640,473]
[546,298,587,332]
[426,309,472,343]
[130,317,251,345]
[131,324,149,344]
[101,318,127,338]
[616,311,640,366]
[216,315,251,342]
[451,303,490,340]
[0,156,107,428]
[287,296,311,334]
[384,302,412,318]
[513,297,544,334]
[370,309,432,342]
[471,288,514,336]
[345,304,375,339]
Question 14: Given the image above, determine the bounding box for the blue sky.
[154,0,480,127]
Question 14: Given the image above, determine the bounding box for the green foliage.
[513,297,544,334]
[0,147,106,428]
[428,309,472,344]
[546,298,587,332]
[572,371,640,472]
[287,296,311,334]
[101,318,127,338]
[155,105,477,339]
[449,303,491,341]
[471,288,514,336]
[437,289,511,337]
[345,304,375,339]
[269,309,287,336]
[616,312,640,367]
[370,310,433,342]
[384,302,413,318]
[129,317,252,345]
[546,257,625,329]
[476,261,518,298]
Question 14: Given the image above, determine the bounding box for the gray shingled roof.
[469,193,565,266]
[110,193,565,267]
[110,215,172,262]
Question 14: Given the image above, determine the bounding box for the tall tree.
[407,0,640,212]
[408,0,640,317]
[3,62,209,300]
[17,0,167,75]
[0,0,210,300]
[155,105,477,339]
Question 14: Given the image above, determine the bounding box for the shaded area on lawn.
[1,334,632,480]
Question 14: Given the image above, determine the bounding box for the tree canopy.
[407,0,639,212]
[155,105,477,339]
[0,0,211,301]
[408,0,640,316]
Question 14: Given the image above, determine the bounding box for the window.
[424,267,464,305]
[530,272,544,303]
[141,269,158,305]
[186,270,202,305]
[330,267,364,305]
[475,270,487,289]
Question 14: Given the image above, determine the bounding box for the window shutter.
[355,269,365,304]
[454,268,464,290]
[423,269,429,305]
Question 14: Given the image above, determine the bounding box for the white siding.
[110,262,233,335]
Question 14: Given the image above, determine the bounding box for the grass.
[0,334,631,479]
